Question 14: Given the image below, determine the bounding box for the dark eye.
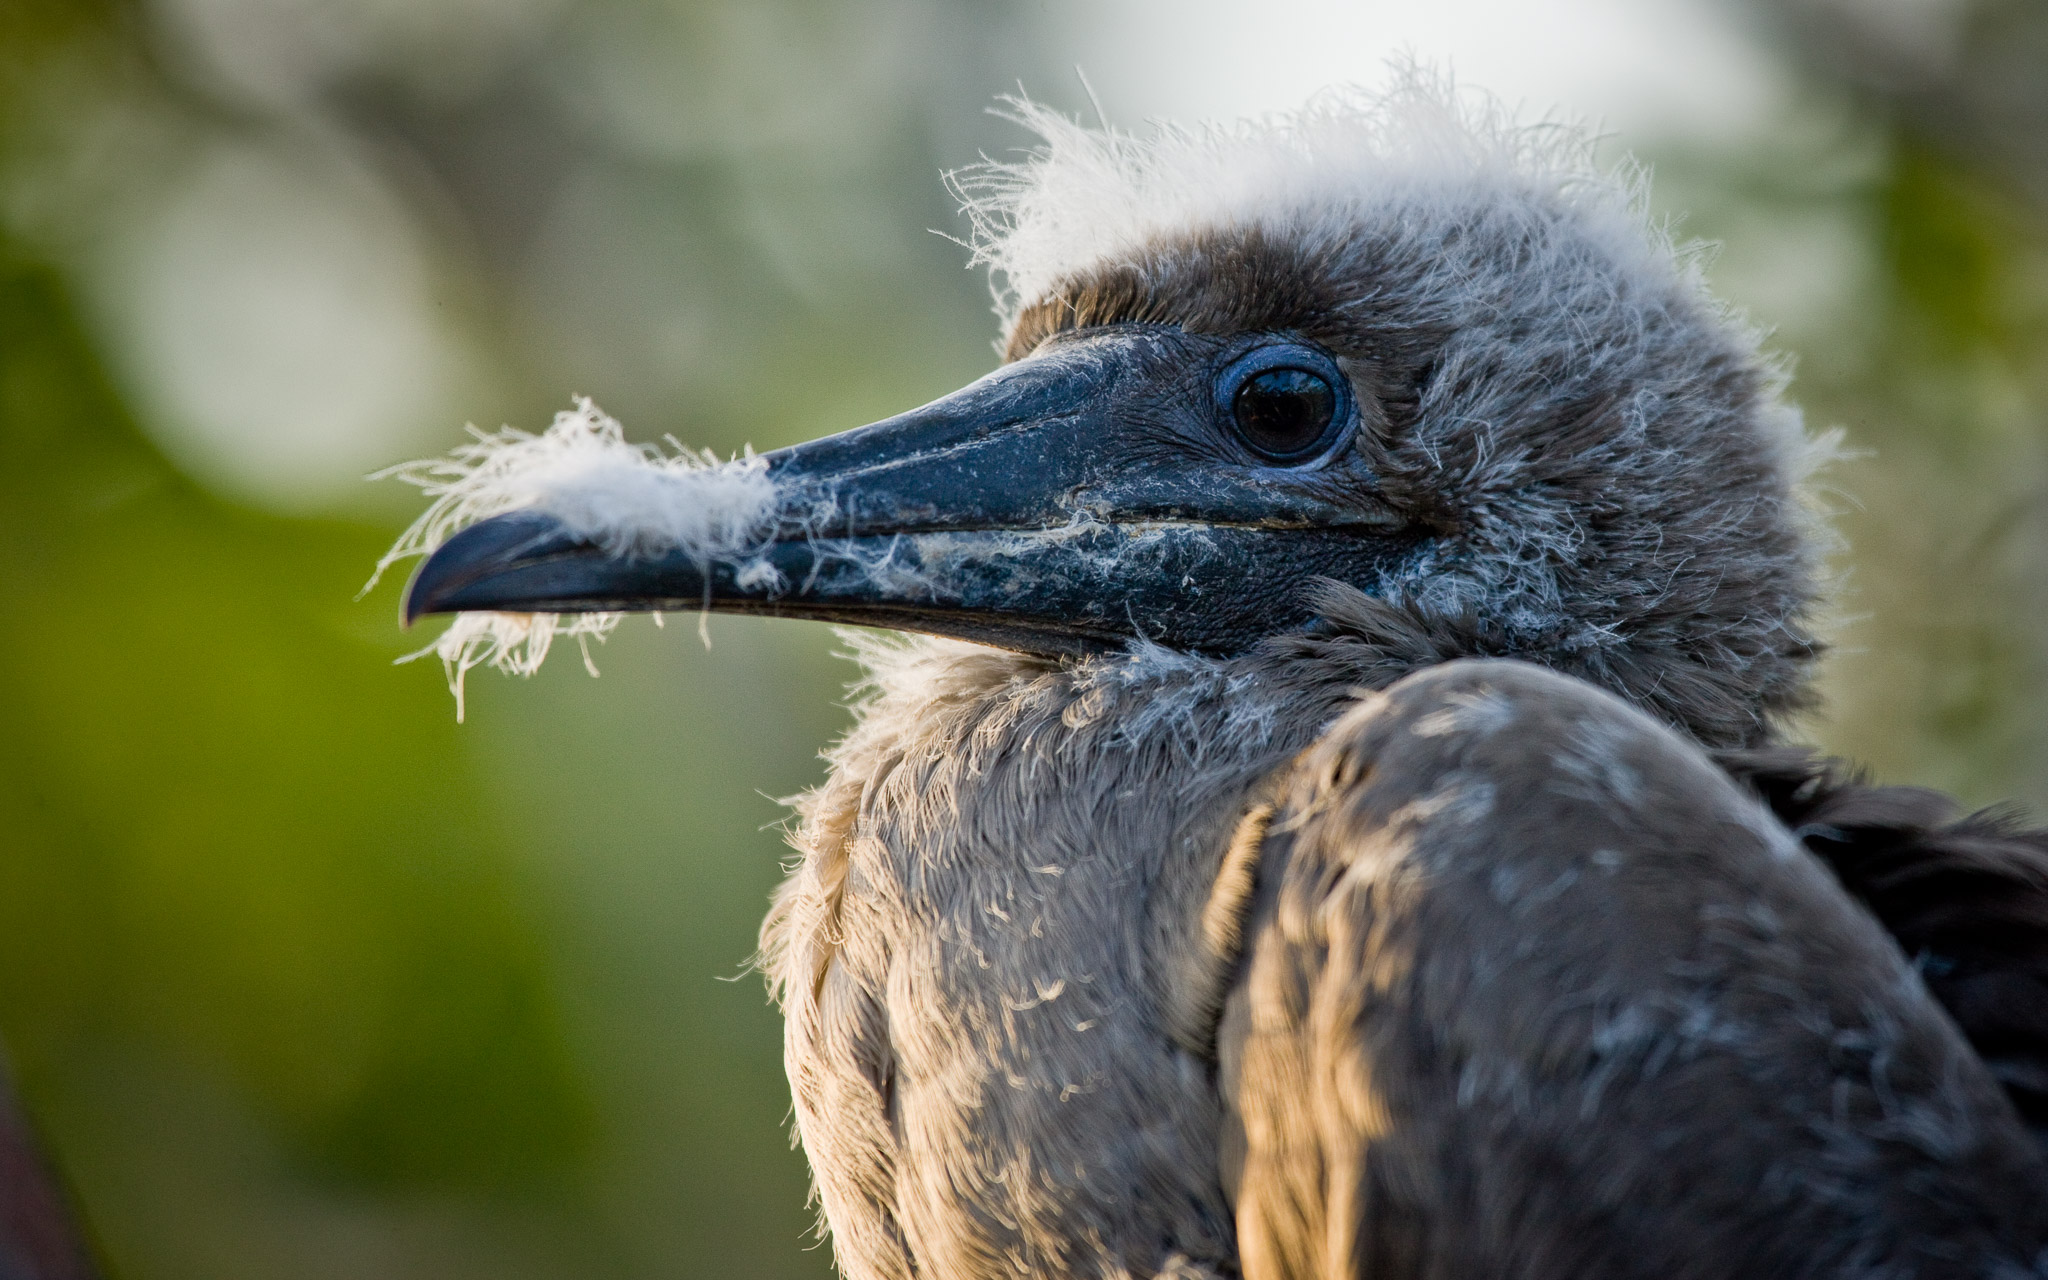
[1230,367,1338,462]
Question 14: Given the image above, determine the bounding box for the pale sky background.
[1065,0,1793,141]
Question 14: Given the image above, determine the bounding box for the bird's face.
[405,320,1431,657]
[398,94,1825,745]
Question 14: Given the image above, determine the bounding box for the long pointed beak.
[402,331,1415,657]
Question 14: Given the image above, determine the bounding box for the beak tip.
[399,581,432,627]
[400,544,470,625]
[400,511,581,623]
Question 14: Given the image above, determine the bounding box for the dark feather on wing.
[1720,747,2048,1142]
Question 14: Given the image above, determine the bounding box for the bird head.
[397,77,1826,747]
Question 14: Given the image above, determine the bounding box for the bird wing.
[1717,747,2048,1145]
[1215,660,2048,1280]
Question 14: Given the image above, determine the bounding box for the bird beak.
[402,329,1411,657]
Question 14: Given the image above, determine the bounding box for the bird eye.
[1230,367,1338,463]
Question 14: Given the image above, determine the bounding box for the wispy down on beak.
[387,328,1417,712]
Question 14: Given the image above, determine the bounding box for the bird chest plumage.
[764,643,1334,1280]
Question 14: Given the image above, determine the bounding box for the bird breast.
[760,638,1352,1280]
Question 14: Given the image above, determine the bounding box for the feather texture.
[1720,748,2048,1143]
[769,637,2048,1279]
[1224,662,2047,1280]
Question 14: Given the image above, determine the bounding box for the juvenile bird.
[397,78,2048,1280]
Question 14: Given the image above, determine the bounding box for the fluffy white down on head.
[953,68,1642,334]
[375,398,779,718]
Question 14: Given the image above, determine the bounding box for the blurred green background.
[1,0,2043,1276]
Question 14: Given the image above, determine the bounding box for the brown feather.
[1226,662,2048,1280]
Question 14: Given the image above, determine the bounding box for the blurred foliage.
[0,0,1041,1275]
[0,241,611,1269]
[0,250,591,1188]
[1656,3,2048,807]
[0,0,2044,1277]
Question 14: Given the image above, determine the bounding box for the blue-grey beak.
[404,329,1416,657]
